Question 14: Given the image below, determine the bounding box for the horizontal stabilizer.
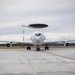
[28,24,48,28]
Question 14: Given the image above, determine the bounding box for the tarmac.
[0,48,75,75]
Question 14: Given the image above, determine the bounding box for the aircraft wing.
[0,40,33,43]
[43,39,75,46]
[0,40,34,47]
[44,39,75,43]
[43,40,65,45]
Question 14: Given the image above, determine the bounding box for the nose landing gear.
[36,45,40,51]
[36,48,40,51]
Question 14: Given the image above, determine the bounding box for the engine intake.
[7,43,10,47]
[7,42,12,47]
[65,43,69,46]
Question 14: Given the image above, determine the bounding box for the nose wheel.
[36,48,40,51]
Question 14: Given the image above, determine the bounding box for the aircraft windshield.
[35,33,41,36]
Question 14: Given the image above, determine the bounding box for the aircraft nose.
[36,37,40,43]
[36,37,40,40]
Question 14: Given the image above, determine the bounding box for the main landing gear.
[45,46,49,50]
[27,46,31,50]
[45,43,49,50]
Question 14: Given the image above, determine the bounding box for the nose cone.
[36,37,40,39]
[31,31,45,46]
[36,37,40,43]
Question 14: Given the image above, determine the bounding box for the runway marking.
[56,58,66,62]
[24,49,75,61]
[42,51,75,61]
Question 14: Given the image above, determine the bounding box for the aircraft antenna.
[27,23,48,29]
[22,25,26,41]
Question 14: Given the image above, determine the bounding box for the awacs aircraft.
[0,24,74,51]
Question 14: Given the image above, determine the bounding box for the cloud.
[0,0,75,41]
[0,0,75,22]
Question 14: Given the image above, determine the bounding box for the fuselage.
[30,31,45,46]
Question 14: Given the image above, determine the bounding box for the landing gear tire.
[36,48,40,51]
[45,47,49,50]
[27,47,31,50]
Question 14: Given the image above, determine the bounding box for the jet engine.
[65,43,69,46]
[7,42,12,47]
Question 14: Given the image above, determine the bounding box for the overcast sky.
[0,0,75,41]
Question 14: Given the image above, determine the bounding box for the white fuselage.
[30,31,45,46]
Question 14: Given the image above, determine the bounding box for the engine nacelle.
[7,42,12,47]
[65,43,69,46]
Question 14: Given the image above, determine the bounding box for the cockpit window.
[35,33,41,36]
